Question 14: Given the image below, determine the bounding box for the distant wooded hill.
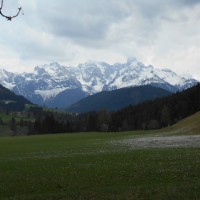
[1,83,199,136]
[0,84,32,111]
[109,83,200,131]
[66,85,172,113]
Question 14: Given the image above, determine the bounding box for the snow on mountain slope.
[35,87,70,101]
[0,58,198,108]
[0,69,16,90]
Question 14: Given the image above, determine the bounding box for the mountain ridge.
[0,58,198,109]
[0,84,32,111]
[67,85,172,113]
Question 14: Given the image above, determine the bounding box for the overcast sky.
[0,0,200,80]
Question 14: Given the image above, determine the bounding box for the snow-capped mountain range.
[0,58,198,108]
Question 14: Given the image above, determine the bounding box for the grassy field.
[0,112,200,199]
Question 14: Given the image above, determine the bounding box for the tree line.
[2,83,200,135]
[32,83,200,134]
[110,83,200,131]
[70,83,200,132]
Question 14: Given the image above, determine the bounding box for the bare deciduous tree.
[0,0,22,21]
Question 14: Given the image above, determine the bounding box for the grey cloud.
[160,14,188,23]
[178,0,200,6]
[29,0,132,47]
[22,0,190,49]
[1,0,200,79]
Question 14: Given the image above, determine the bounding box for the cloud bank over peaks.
[0,0,200,80]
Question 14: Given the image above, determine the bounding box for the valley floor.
[0,112,199,200]
[116,135,200,149]
[0,132,199,199]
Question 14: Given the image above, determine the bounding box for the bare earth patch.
[118,135,200,149]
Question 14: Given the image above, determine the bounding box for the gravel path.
[118,135,200,148]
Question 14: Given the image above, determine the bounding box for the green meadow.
[0,112,200,200]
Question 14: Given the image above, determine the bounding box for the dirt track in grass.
[118,135,200,149]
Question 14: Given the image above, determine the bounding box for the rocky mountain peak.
[0,59,198,109]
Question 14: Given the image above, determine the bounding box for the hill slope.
[0,84,32,111]
[161,111,200,135]
[109,83,200,131]
[67,85,172,113]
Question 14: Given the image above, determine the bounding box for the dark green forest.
[1,84,200,135]
[67,85,171,112]
[74,83,200,132]
[0,84,32,111]
[29,83,200,134]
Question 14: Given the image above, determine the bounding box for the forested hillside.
[0,84,32,111]
[67,85,172,112]
[32,84,200,134]
[110,83,200,131]
[1,83,199,135]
